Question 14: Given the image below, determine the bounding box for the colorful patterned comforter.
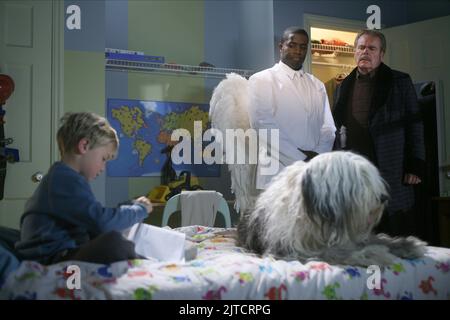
[1,226,449,300]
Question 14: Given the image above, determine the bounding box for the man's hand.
[134,196,153,214]
[403,173,421,185]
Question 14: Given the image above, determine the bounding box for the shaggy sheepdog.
[237,151,426,267]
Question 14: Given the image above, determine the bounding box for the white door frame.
[303,14,366,73]
[51,0,64,163]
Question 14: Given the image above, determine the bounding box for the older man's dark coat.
[333,63,425,214]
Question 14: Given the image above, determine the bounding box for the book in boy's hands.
[126,223,187,262]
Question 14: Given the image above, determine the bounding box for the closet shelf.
[311,43,355,55]
[312,61,355,69]
[105,59,254,79]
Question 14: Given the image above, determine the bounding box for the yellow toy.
[147,185,170,203]
[149,145,203,203]
[148,171,202,203]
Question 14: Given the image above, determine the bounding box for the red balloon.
[0,74,15,105]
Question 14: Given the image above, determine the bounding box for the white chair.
[161,193,232,228]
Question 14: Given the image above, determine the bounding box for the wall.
[203,0,274,72]
[104,0,129,206]
[405,0,450,24]
[236,0,275,72]
[64,0,106,203]
[204,0,240,69]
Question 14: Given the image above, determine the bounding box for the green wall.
[126,1,209,201]
[64,51,105,115]
[128,0,204,65]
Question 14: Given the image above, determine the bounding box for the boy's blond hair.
[57,112,119,157]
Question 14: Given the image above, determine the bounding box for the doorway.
[303,14,365,109]
[0,0,64,228]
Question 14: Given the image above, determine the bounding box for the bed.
[1,226,449,300]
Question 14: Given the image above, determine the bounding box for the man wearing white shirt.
[248,27,336,189]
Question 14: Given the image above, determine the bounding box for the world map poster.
[106,98,220,177]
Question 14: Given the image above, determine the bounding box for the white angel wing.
[209,73,258,216]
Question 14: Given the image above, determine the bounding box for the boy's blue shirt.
[15,161,148,264]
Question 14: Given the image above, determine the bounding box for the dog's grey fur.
[237,151,427,267]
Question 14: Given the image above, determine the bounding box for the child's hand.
[134,196,153,214]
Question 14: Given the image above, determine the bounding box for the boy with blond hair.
[16,112,152,264]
